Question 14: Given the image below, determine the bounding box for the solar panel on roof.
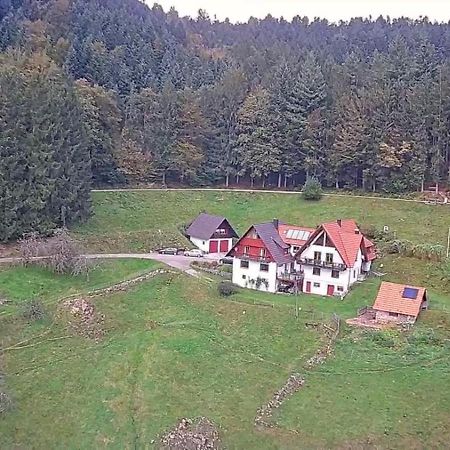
[402,287,419,299]
[286,230,294,238]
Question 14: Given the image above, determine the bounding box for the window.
[260,263,269,272]
[313,267,321,276]
[331,270,339,279]
[313,282,320,288]
[314,251,321,261]
[260,248,266,258]
[325,253,333,264]
[389,312,398,317]
[216,228,226,235]
[240,260,249,269]
[337,286,344,292]
[244,246,250,255]
[353,270,356,278]
[293,246,299,252]
[242,274,246,280]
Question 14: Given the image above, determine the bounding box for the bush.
[22,298,46,322]
[19,228,90,276]
[218,281,237,297]
[302,177,323,201]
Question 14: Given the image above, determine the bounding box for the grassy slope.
[74,191,450,252]
[0,268,320,449]
[1,192,449,448]
[1,265,448,449]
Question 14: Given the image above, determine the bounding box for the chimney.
[337,219,342,227]
[273,218,279,230]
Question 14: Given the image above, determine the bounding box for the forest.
[1,0,450,239]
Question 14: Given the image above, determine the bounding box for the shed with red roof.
[372,282,428,324]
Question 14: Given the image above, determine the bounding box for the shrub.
[22,298,46,322]
[19,228,90,276]
[218,281,237,297]
[302,177,323,201]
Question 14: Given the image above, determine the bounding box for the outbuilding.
[185,213,238,254]
[372,281,428,324]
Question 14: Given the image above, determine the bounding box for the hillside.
[75,190,450,252]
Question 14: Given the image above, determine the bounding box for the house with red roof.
[295,219,376,297]
[226,218,376,295]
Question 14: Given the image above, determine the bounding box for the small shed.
[372,281,428,324]
[185,213,238,254]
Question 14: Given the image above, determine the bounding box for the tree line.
[1,0,450,239]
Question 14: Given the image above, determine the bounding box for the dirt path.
[91,187,443,205]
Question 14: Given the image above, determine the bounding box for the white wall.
[190,237,233,253]
[301,244,344,264]
[232,258,278,293]
[302,265,349,296]
[300,245,364,297]
[190,237,210,253]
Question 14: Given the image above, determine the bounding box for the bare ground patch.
[61,298,105,341]
[160,417,221,450]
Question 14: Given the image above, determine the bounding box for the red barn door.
[327,285,335,296]
[305,281,311,293]
[209,240,219,253]
[219,240,229,252]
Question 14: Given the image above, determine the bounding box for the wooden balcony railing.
[298,258,346,271]
[277,271,304,282]
[240,254,272,262]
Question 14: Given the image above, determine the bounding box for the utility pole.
[446,226,450,259]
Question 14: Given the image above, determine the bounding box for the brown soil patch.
[160,417,221,450]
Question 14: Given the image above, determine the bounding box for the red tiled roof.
[373,282,427,317]
[278,224,315,246]
[322,220,364,267]
[297,219,376,267]
[363,237,377,261]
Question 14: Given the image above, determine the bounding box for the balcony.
[298,258,346,271]
[211,231,234,239]
[277,271,304,282]
[240,253,272,262]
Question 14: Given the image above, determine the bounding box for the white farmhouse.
[296,219,376,297]
[227,220,295,293]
